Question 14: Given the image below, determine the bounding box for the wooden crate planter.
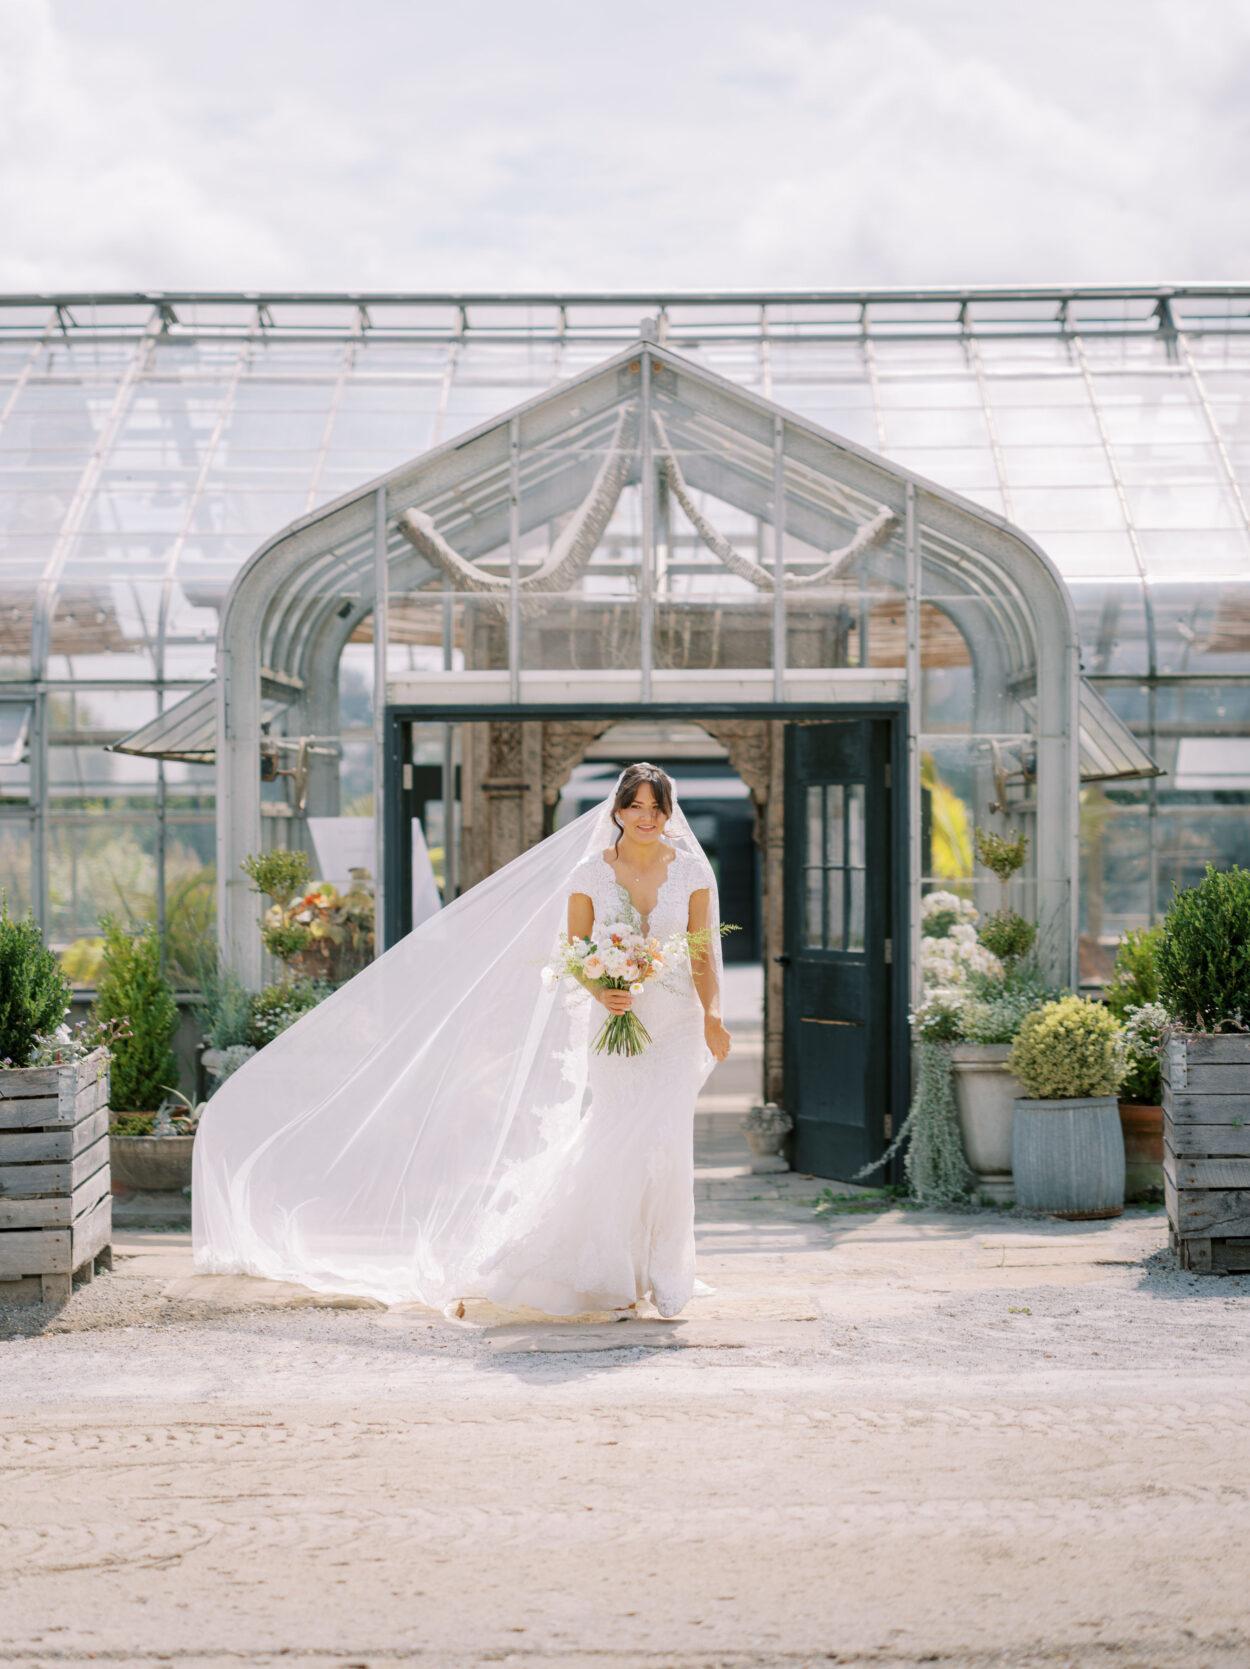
[1163,1034,1250,1274]
[0,1047,113,1303]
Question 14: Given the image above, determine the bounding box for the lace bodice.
[568,847,714,941]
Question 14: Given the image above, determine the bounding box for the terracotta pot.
[1117,1100,1164,1203]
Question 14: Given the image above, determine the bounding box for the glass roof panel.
[0,290,1246,687]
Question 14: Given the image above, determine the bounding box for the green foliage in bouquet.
[0,899,72,1067]
[248,977,333,1048]
[92,916,179,1112]
[1157,865,1250,1032]
[1008,995,1123,1100]
[1104,926,1163,1022]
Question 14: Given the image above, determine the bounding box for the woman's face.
[618,781,669,845]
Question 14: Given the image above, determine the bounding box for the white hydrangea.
[921,889,979,926]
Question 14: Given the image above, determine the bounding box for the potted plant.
[195,955,257,1089]
[945,827,1044,1204]
[1156,865,1250,1273]
[93,917,188,1194]
[247,976,334,1048]
[1008,995,1126,1219]
[952,966,1050,1203]
[1103,927,1165,1201]
[242,849,375,986]
[0,901,116,1300]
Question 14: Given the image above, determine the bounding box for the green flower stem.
[592,1009,654,1056]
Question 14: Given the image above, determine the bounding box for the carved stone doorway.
[457,715,785,1105]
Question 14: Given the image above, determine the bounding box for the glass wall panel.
[48,804,160,948]
[48,574,166,681]
[1067,581,1151,675]
[384,589,469,679]
[1078,786,1150,983]
[919,735,1037,908]
[1151,580,1250,675]
[0,817,34,914]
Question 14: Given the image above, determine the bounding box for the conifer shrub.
[92,917,179,1111]
[0,900,71,1067]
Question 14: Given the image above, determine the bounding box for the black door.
[783,719,894,1179]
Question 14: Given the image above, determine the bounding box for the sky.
[2,0,1248,292]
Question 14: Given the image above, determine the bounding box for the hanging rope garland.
[396,405,638,612]
[652,413,897,591]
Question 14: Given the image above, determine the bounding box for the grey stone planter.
[1012,1096,1125,1220]
[742,1103,793,1173]
[201,1045,256,1086]
[950,1044,1021,1204]
[109,1133,195,1193]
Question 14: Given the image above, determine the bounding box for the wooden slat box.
[0,1047,112,1303]
[1163,1034,1250,1274]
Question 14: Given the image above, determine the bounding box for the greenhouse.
[1,286,1247,1176]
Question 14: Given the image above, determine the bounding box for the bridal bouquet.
[543,919,666,1056]
[541,922,732,1057]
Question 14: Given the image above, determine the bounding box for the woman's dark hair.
[610,762,673,851]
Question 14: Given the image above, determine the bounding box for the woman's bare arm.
[567,891,631,1013]
[688,887,731,1060]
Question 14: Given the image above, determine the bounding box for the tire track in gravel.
[3,1397,1249,1461]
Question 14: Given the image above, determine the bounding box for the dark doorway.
[783,718,899,1179]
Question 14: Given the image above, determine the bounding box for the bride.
[193,762,732,1319]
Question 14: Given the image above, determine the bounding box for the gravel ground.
[4,1190,1250,1667]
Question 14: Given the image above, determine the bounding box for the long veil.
[192,767,723,1307]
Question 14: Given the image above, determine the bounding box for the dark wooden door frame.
[384,701,910,1180]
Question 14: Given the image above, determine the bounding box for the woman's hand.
[704,1015,732,1061]
[598,987,634,1014]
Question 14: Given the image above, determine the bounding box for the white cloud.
[0,0,1245,289]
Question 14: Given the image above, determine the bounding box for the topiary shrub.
[92,916,179,1112]
[0,899,71,1068]
[977,909,1037,964]
[1157,865,1250,1032]
[973,826,1028,883]
[1008,996,1124,1100]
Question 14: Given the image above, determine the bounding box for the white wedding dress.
[465,848,714,1317]
[192,773,722,1318]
